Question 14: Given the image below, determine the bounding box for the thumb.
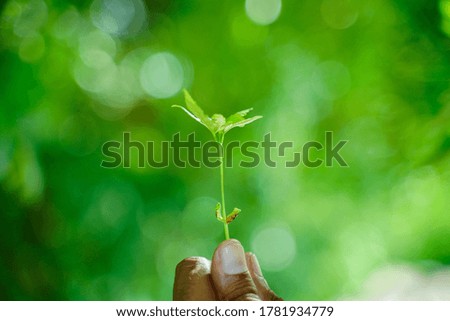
[211,239,260,301]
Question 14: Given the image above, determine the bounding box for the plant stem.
[220,159,229,240]
[218,135,229,240]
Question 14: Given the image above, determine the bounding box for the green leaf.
[226,208,241,224]
[215,202,223,221]
[171,90,214,133]
[172,90,263,138]
[171,104,205,126]
[222,115,263,133]
[226,108,253,124]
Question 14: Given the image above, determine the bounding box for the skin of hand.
[173,239,282,301]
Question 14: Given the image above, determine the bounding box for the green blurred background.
[1,0,450,300]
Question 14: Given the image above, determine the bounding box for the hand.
[173,239,282,301]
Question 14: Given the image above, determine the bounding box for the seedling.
[172,90,262,240]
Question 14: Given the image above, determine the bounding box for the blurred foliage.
[1,0,450,300]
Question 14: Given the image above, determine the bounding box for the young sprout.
[172,90,262,240]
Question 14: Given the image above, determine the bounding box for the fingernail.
[219,240,248,275]
[248,253,263,277]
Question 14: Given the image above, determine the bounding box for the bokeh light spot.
[245,0,282,26]
[440,0,450,35]
[13,0,48,37]
[355,264,450,300]
[139,52,184,99]
[321,0,359,29]
[251,225,296,271]
[18,32,45,62]
[73,57,116,94]
[90,0,147,36]
[74,32,118,95]
[79,30,117,61]
[52,7,81,40]
[440,0,450,19]
[117,48,150,101]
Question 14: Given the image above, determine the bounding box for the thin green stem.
[218,134,229,240]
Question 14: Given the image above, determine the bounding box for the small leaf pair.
[172,90,262,138]
[215,203,241,224]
